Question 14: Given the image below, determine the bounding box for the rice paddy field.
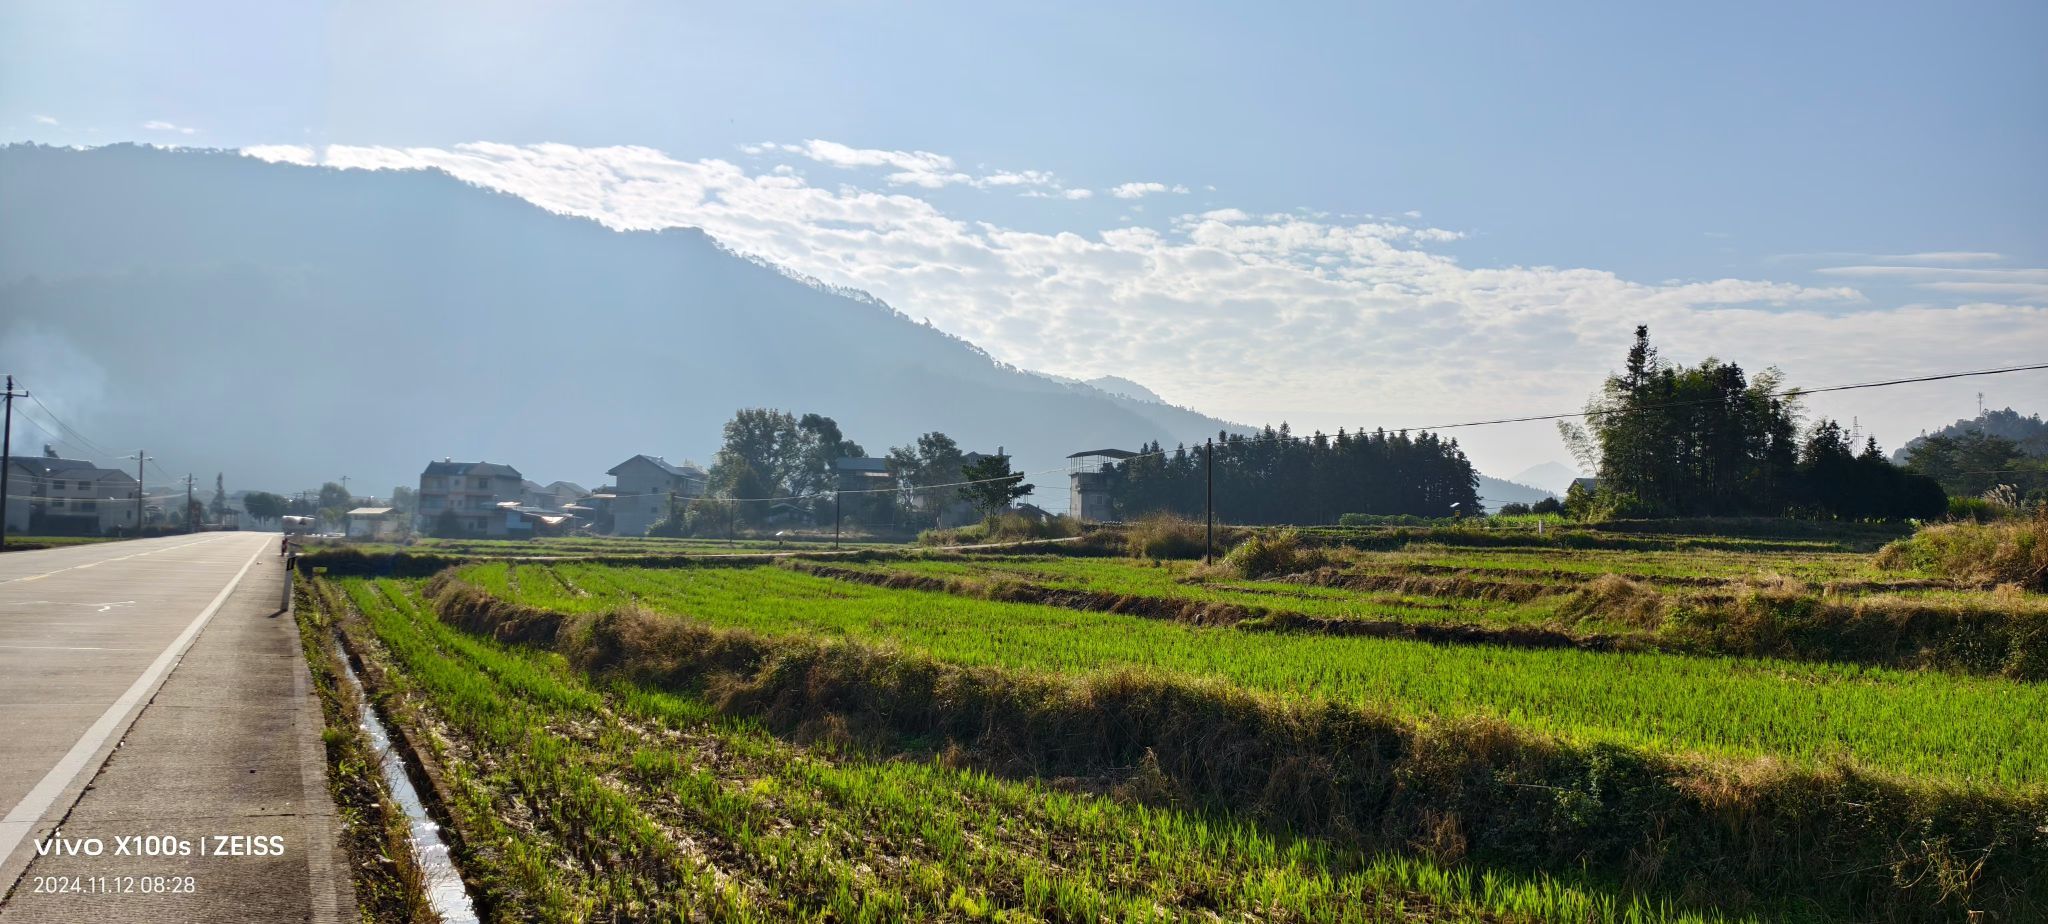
[342,534,903,558]
[298,522,2048,922]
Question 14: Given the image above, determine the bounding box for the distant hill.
[1083,375,1167,405]
[1475,475,1556,512]
[1509,461,1582,496]
[1891,408,2048,464]
[0,144,1243,494]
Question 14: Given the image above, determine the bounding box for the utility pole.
[129,450,151,537]
[0,375,24,551]
[339,475,351,499]
[833,490,842,550]
[1204,437,1214,564]
[184,474,196,533]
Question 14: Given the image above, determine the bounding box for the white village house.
[2,450,145,535]
[606,454,708,536]
[345,506,404,540]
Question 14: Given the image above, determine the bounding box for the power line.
[1313,362,2048,439]
[3,407,114,463]
[25,392,118,459]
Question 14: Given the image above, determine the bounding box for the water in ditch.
[338,650,480,923]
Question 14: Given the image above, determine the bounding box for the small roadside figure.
[280,534,292,556]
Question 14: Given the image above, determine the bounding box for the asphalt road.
[0,533,355,922]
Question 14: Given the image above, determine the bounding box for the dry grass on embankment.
[1878,509,2048,591]
[1557,573,2048,680]
[790,556,2048,679]
[422,569,2048,921]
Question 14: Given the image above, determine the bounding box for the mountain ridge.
[0,144,1244,496]
[1,143,1533,508]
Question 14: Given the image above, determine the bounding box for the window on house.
[80,501,96,512]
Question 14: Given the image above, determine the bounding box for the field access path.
[0,532,355,922]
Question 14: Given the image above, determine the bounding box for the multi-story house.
[415,460,525,536]
[521,480,588,511]
[605,454,708,536]
[2,451,142,535]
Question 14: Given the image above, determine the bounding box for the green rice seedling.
[316,576,1767,924]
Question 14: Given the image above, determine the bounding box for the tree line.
[1104,425,1483,523]
[1557,326,1945,520]
[657,408,1032,536]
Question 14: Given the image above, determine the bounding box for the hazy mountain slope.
[1509,461,1582,496]
[0,144,1236,494]
[1474,475,1557,512]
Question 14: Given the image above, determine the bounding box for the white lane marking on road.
[0,645,151,651]
[0,601,136,612]
[0,535,232,586]
[0,536,271,868]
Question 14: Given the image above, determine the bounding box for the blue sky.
[5,1,2045,476]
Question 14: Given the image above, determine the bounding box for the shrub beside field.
[422,569,2048,920]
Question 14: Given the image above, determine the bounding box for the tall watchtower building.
[1066,449,1136,522]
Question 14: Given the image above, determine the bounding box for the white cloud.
[242,144,317,165]
[982,170,1056,187]
[773,139,1087,197]
[235,140,2046,468]
[1773,250,2006,265]
[1884,251,2003,263]
[1917,282,2048,302]
[1110,181,1189,199]
[33,114,58,126]
[1812,264,2048,303]
[142,120,197,135]
[1061,188,1094,200]
[1816,265,2048,282]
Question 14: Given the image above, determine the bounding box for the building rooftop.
[422,460,524,479]
[608,454,707,479]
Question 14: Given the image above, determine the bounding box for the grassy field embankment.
[293,520,2048,921]
[314,575,1753,922]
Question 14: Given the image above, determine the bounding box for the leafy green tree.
[209,473,228,519]
[318,481,352,510]
[1561,327,1941,520]
[389,485,418,516]
[1906,432,2027,498]
[795,413,865,498]
[958,454,1032,519]
[705,408,868,527]
[889,432,966,526]
[242,491,288,525]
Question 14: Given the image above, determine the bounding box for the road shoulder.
[0,548,357,923]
